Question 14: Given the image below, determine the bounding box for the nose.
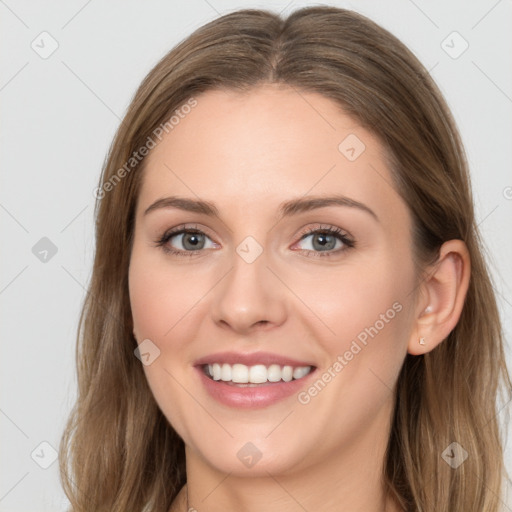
[210,245,287,335]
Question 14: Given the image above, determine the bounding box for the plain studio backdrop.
[1,1,511,510]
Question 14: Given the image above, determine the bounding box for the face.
[129,84,418,477]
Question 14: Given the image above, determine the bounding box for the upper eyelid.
[298,224,352,238]
[161,223,349,237]
[164,224,210,235]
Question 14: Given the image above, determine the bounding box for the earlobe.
[407,239,471,356]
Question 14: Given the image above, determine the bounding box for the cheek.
[286,261,413,444]
[128,250,222,417]
[128,254,199,434]
[129,263,175,340]
[128,251,209,342]
[288,251,414,385]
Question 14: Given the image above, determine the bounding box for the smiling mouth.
[202,363,315,386]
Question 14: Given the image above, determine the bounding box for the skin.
[128,84,470,512]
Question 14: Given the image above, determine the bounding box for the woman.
[59,6,511,511]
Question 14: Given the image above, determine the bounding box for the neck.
[183,471,400,512]
[174,401,403,512]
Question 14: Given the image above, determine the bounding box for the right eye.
[155,227,218,257]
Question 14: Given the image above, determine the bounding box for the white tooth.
[293,366,311,380]
[208,364,213,377]
[212,363,222,381]
[267,364,282,382]
[249,365,268,384]
[232,364,249,383]
[215,362,309,383]
[221,363,232,381]
[282,365,293,382]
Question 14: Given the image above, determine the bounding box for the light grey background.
[1,1,511,510]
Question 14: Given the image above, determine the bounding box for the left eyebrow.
[277,195,379,222]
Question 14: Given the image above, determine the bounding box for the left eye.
[295,231,346,252]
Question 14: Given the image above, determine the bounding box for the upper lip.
[194,351,315,368]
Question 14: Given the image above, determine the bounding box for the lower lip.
[195,366,316,409]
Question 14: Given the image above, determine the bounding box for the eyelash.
[154,224,355,259]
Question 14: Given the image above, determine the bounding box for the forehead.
[137,84,407,225]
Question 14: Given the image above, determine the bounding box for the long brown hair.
[59,6,512,511]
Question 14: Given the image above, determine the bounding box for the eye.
[154,225,218,257]
[154,224,354,259]
[293,225,354,258]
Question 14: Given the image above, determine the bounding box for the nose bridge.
[211,238,286,332]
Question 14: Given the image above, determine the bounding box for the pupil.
[183,233,204,250]
[313,233,335,251]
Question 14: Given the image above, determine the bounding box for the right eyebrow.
[144,196,220,217]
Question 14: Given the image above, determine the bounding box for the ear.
[407,239,471,356]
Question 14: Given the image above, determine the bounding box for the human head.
[60,7,510,512]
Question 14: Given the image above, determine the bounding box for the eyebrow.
[143,194,378,222]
